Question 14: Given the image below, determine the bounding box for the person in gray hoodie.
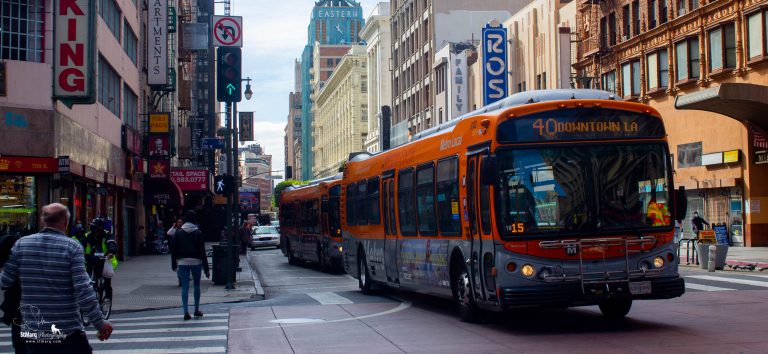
[171,210,209,320]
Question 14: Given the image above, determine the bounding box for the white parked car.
[250,226,280,250]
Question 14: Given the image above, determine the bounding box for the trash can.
[696,244,729,270]
[211,244,239,285]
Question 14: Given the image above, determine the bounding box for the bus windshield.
[495,143,671,237]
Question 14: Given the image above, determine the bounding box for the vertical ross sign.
[149,0,168,86]
[482,22,508,106]
[54,0,95,102]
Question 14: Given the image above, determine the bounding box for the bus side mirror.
[481,155,497,186]
[674,186,687,222]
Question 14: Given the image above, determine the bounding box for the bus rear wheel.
[599,298,632,319]
[358,252,374,295]
[287,242,299,265]
[453,264,481,322]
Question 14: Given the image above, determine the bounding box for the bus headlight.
[653,256,665,268]
[521,264,535,277]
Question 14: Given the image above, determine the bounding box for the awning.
[143,178,184,207]
[674,83,768,134]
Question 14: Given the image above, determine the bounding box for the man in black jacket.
[171,211,209,320]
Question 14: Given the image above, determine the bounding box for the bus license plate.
[630,281,652,295]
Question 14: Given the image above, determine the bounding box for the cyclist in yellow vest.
[84,218,119,301]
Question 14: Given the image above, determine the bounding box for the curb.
[247,254,266,299]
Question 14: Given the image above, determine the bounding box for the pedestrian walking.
[167,218,184,286]
[0,203,113,353]
[691,211,710,237]
[171,210,209,320]
[238,221,251,255]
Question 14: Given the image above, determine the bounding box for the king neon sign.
[53,0,96,103]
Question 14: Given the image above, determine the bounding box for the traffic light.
[217,47,242,102]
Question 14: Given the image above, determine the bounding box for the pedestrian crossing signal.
[214,175,234,195]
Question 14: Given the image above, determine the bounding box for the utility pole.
[233,101,240,230]
[224,102,235,290]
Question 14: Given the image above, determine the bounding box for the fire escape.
[572,0,611,89]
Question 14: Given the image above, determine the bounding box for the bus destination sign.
[497,108,666,143]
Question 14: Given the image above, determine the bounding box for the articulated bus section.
[340,90,687,321]
[279,174,343,270]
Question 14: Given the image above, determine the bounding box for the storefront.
[0,156,56,237]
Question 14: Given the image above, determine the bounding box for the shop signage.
[115,176,125,188]
[148,134,170,159]
[713,224,729,245]
[84,166,106,183]
[122,125,142,155]
[755,151,768,165]
[171,168,209,191]
[723,150,739,163]
[701,152,723,166]
[0,156,58,173]
[149,160,170,179]
[57,156,70,175]
[149,113,170,133]
[482,21,508,106]
[452,50,468,117]
[148,0,168,86]
[53,0,96,102]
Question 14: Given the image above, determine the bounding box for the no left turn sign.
[212,15,242,47]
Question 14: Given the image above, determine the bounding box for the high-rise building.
[361,2,392,154]
[389,1,521,146]
[573,0,768,246]
[286,60,303,179]
[300,0,365,180]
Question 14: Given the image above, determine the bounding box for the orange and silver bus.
[279,174,343,270]
[341,90,687,321]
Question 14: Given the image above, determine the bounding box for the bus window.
[416,163,437,235]
[388,181,396,235]
[356,182,368,225]
[328,189,341,237]
[398,168,417,236]
[346,183,356,226]
[436,157,460,236]
[367,177,380,224]
[480,164,492,235]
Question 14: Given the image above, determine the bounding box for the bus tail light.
[667,253,675,262]
[506,262,517,273]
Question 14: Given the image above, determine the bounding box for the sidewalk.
[111,243,259,312]
[679,244,768,270]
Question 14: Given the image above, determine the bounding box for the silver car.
[250,226,280,250]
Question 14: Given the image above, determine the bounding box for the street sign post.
[202,138,225,150]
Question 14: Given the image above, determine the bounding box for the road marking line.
[685,282,735,291]
[110,313,229,322]
[688,275,768,287]
[109,319,228,327]
[88,347,226,353]
[87,325,228,335]
[739,273,768,279]
[90,335,226,344]
[307,292,354,305]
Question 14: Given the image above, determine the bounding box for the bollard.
[708,245,717,272]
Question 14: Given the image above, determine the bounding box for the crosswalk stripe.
[86,325,228,335]
[90,347,226,353]
[685,282,736,291]
[307,291,354,305]
[90,334,226,344]
[107,318,228,327]
[739,273,768,279]
[688,275,768,288]
[111,313,229,322]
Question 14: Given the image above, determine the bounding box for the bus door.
[466,150,488,301]
[320,195,330,260]
[382,176,399,284]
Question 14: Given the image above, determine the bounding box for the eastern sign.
[53,0,96,102]
[171,168,210,191]
[148,0,168,86]
[214,175,234,195]
[482,21,508,106]
[212,16,243,47]
[149,112,170,133]
[239,112,253,141]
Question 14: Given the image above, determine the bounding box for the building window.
[646,49,668,91]
[660,0,668,24]
[99,56,121,117]
[123,20,137,64]
[542,72,547,89]
[600,16,608,48]
[648,0,657,29]
[677,0,685,17]
[0,176,37,234]
[632,0,640,37]
[123,85,138,128]
[623,5,631,40]
[601,70,616,93]
[709,23,736,72]
[536,74,542,90]
[747,10,768,59]
[100,0,122,41]
[609,12,617,46]
[675,37,700,81]
[621,59,640,97]
[0,0,45,62]
[677,142,702,168]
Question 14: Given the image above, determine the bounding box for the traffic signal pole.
[225,101,235,290]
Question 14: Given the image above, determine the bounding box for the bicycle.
[82,253,112,326]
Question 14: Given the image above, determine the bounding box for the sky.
[221,0,383,181]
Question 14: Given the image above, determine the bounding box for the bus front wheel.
[358,252,374,295]
[453,264,481,322]
[599,298,632,319]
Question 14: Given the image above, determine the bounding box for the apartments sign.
[148,0,168,85]
[482,21,508,106]
[53,0,95,102]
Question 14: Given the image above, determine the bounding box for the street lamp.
[243,77,253,101]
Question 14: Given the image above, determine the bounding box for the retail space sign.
[0,156,58,173]
[171,168,209,191]
[149,113,170,133]
[53,0,96,102]
[482,20,508,106]
[148,0,168,85]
